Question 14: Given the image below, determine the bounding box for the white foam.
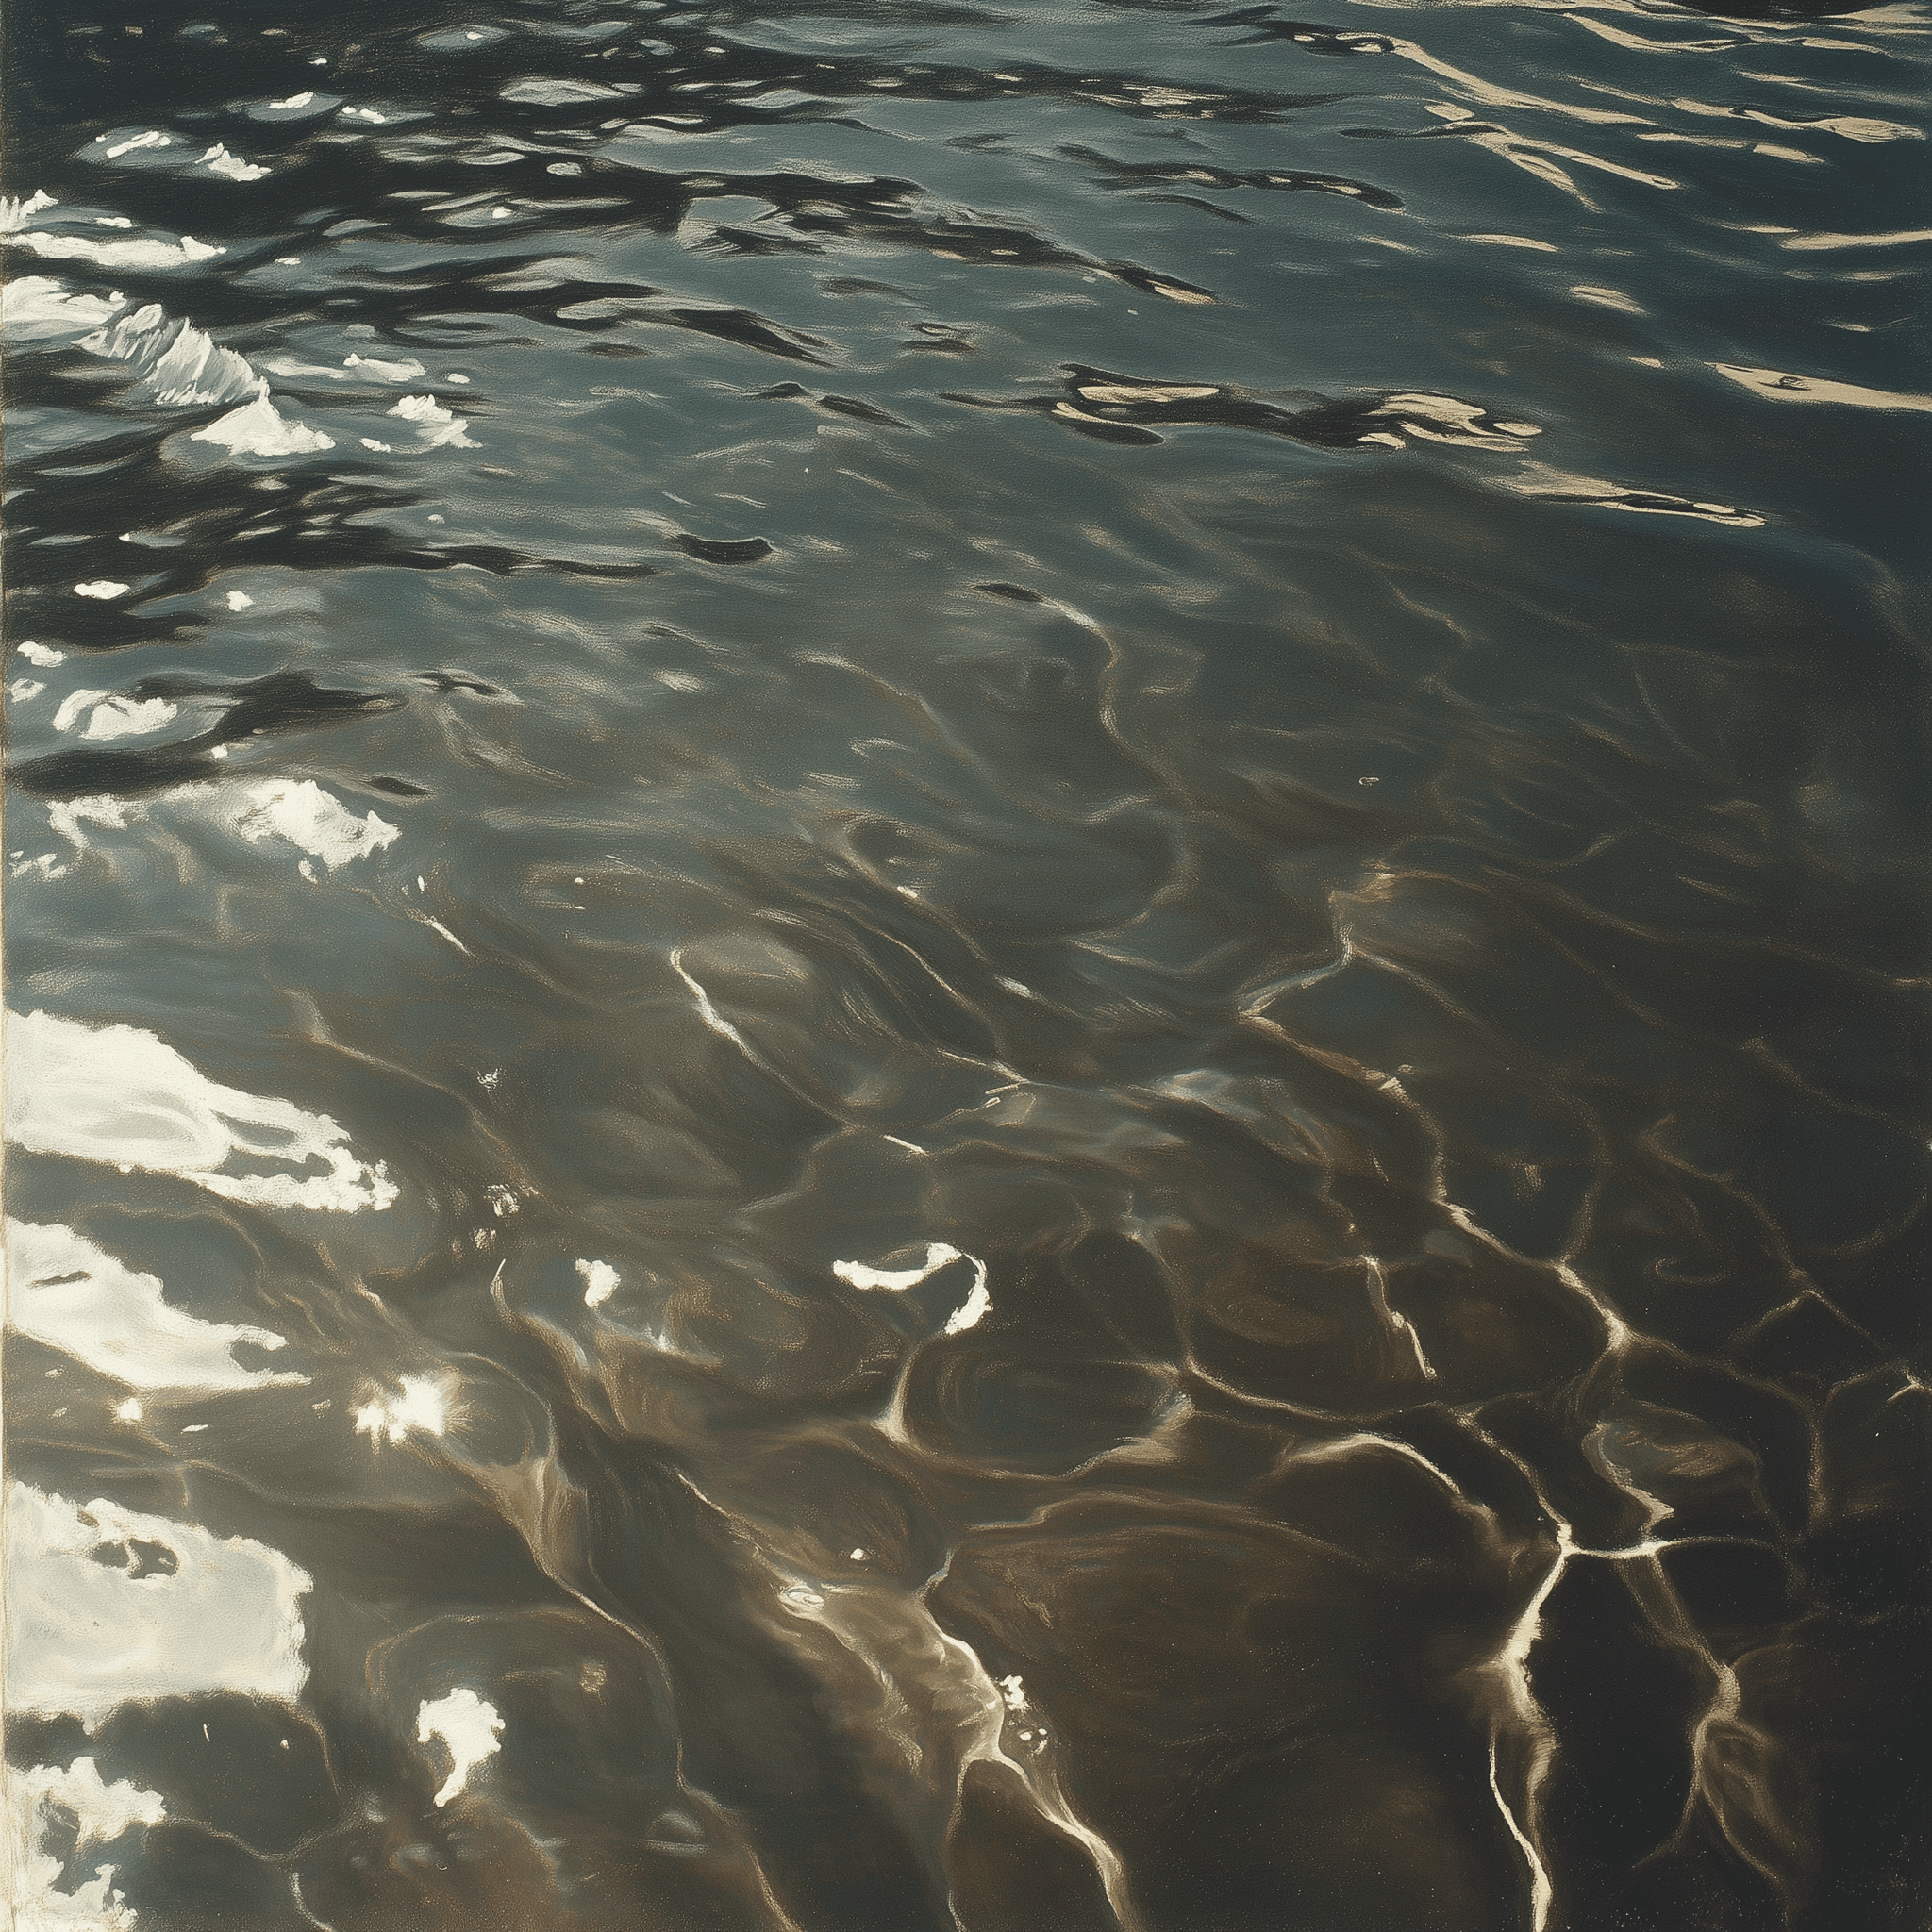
[190,391,334,457]
[226,591,254,611]
[416,1689,504,1807]
[12,678,46,704]
[1,275,124,341]
[576,1257,620,1307]
[200,142,271,182]
[0,188,58,232]
[390,393,478,448]
[10,229,224,269]
[6,1007,399,1212]
[7,1482,311,1725]
[9,1755,164,1930]
[354,1374,450,1445]
[267,92,316,110]
[19,642,66,667]
[345,352,426,381]
[72,581,130,601]
[7,1219,305,1392]
[47,795,131,852]
[228,779,399,869]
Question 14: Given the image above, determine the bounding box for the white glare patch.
[6,1008,398,1213]
[225,591,254,610]
[7,1483,311,1724]
[997,1674,1026,1708]
[20,642,66,666]
[11,678,45,704]
[113,1397,143,1424]
[229,779,399,870]
[8,1219,305,1391]
[73,580,130,600]
[576,1258,620,1307]
[11,1756,165,1931]
[267,92,315,110]
[416,1689,504,1807]
[354,1374,450,1445]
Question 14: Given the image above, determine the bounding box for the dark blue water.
[4,0,1928,1926]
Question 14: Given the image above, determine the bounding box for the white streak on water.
[670,949,756,1053]
[6,1008,399,1212]
[7,1219,306,1391]
[833,1242,968,1293]
[11,229,225,269]
[1714,362,1932,411]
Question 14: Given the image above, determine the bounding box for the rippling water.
[4,0,1928,1924]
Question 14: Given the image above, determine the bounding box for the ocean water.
[3,0,1928,1926]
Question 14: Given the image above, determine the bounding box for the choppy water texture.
[3,0,1928,1924]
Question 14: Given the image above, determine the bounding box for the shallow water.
[3,0,1928,1925]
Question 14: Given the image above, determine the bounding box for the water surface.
[4,0,1928,1924]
